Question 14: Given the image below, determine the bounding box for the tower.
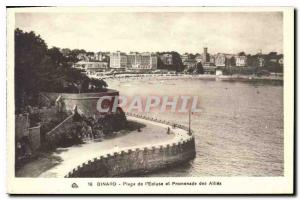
[203,47,208,64]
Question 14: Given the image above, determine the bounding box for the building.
[86,52,95,61]
[94,52,105,61]
[257,57,265,67]
[73,61,109,75]
[209,55,215,65]
[181,53,190,63]
[195,54,203,63]
[159,54,173,65]
[93,52,110,62]
[183,59,197,69]
[127,52,157,70]
[127,53,137,68]
[110,51,127,68]
[215,69,223,76]
[140,53,157,70]
[235,55,247,67]
[215,53,226,67]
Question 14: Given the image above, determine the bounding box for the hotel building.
[110,51,128,68]
[215,53,226,67]
[127,52,158,70]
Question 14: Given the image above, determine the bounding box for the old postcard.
[6,7,294,194]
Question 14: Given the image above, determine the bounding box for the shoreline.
[91,73,283,82]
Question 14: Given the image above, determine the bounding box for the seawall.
[65,113,196,177]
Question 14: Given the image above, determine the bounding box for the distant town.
[66,47,284,78]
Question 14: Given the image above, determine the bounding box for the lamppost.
[188,108,192,135]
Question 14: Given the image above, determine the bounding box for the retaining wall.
[42,90,119,118]
[28,125,41,151]
[65,112,196,177]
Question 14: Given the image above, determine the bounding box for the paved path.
[37,116,190,177]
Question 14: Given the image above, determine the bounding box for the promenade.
[17,115,191,177]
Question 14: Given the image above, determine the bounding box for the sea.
[108,77,283,176]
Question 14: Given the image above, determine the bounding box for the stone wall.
[65,113,196,178]
[66,137,195,177]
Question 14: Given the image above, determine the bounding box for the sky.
[15,12,283,54]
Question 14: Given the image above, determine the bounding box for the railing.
[125,112,194,135]
[45,114,74,137]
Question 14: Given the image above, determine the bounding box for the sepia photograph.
[6,6,294,194]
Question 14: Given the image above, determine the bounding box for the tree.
[48,47,65,66]
[14,29,109,112]
[265,52,282,73]
[68,49,86,62]
[90,79,108,91]
[184,62,204,74]
[229,57,236,67]
[238,52,246,56]
[15,28,48,110]
[60,48,71,57]
[86,52,94,56]
[196,62,204,74]
[267,52,278,58]
[157,51,184,72]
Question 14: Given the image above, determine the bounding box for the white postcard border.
[6,6,294,194]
